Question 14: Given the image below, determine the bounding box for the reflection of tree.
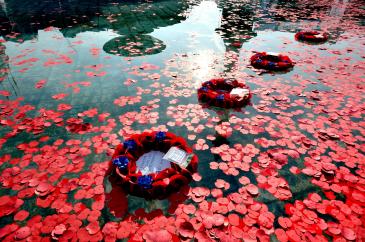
[0,0,192,41]
[216,0,257,50]
[0,42,18,96]
[211,108,231,147]
[103,34,166,57]
[215,0,257,74]
[319,0,349,41]
[0,42,9,82]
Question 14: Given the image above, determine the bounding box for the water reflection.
[215,0,257,73]
[0,0,193,41]
[103,35,166,57]
[0,42,18,96]
[0,42,8,82]
[319,0,349,41]
[216,0,257,49]
[0,0,356,100]
[252,0,350,42]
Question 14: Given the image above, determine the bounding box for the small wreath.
[250,52,294,71]
[197,78,251,109]
[109,131,198,199]
[295,31,329,43]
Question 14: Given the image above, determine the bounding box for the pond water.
[0,0,364,241]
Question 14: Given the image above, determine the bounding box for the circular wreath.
[250,52,294,71]
[197,78,251,109]
[109,131,198,199]
[295,31,329,43]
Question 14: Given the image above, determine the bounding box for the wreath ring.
[197,78,251,109]
[250,52,294,71]
[295,31,329,43]
[110,131,198,199]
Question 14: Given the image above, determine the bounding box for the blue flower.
[123,139,137,150]
[216,94,225,101]
[155,131,166,142]
[268,62,276,69]
[112,156,129,170]
[256,59,263,64]
[199,87,209,92]
[138,175,153,189]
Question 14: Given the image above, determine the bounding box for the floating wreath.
[109,131,198,199]
[295,31,329,43]
[250,52,294,71]
[197,78,251,109]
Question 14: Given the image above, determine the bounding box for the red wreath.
[295,31,329,43]
[109,131,198,199]
[250,52,294,71]
[197,78,251,109]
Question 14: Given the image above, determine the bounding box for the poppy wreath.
[250,52,294,71]
[197,78,251,108]
[295,31,329,43]
[109,131,198,199]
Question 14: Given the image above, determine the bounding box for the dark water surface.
[0,0,364,241]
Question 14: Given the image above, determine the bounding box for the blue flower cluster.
[268,62,276,69]
[112,156,129,170]
[155,131,166,142]
[123,139,137,150]
[216,94,225,101]
[138,175,153,189]
[199,87,209,92]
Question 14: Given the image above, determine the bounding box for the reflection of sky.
[153,1,223,52]
[0,0,6,13]
[151,1,225,84]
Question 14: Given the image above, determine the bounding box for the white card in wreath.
[267,52,279,56]
[136,151,171,175]
[230,88,250,99]
[163,147,192,168]
[314,34,324,38]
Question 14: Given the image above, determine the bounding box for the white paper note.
[267,52,279,56]
[230,88,250,100]
[163,147,192,168]
[136,151,171,175]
